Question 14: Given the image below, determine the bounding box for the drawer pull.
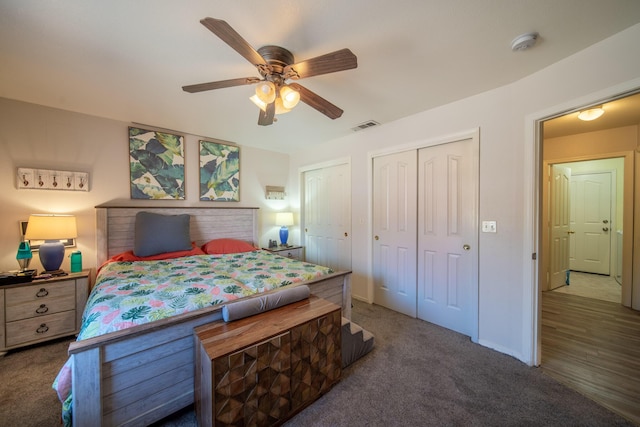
[36,304,49,314]
[36,288,49,297]
[36,324,49,334]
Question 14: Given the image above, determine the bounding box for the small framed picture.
[199,140,240,201]
[129,126,185,200]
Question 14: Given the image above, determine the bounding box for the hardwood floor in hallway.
[541,291,640,425]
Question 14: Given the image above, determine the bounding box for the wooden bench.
[194,295,342,426]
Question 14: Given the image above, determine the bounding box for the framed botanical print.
[199,140,240,201]
[129,126,185,200]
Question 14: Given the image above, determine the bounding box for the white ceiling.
[1,1,640,153]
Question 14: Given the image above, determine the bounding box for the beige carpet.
[0,300,634,427]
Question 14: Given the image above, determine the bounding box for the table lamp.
[24,214,77,273]
[16,241,32,271]
[275,212,294,246]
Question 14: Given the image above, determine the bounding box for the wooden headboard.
[95,206,259,264]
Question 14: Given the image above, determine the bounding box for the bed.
[58,206,351,426]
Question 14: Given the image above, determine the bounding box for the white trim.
[298,156,351,173]
[523,77,640,367]
[368,128,480,159]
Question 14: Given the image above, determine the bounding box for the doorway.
[539,90,640,309]
[544,159,623,303]
[536,90,640,422]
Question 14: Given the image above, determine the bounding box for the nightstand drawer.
[5,280,75,306]
[281,247,302,260]
[5,293,76,322]
[5,310,76,347]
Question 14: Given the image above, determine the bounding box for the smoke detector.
[511,32,538,52]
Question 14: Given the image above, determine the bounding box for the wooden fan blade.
[200,18,269,71]
[289,83,343,119]
[284,48,357,80]
[258,102,275,126]
[182,77,260,93]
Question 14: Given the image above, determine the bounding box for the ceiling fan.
[182,17,358,126]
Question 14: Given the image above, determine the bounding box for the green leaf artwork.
[129,127,185,200]
[199,140,240,201]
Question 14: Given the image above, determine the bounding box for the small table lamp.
[275,212,294,246]
[16,241,32,271]
[24,214,77,273]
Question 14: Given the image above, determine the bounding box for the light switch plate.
[482,220,497,233]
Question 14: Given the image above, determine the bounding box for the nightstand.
[0,270,89,355]
[263,245,304,261]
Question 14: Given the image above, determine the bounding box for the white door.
[372,150,417,317]
[417,139,478,338]
[549,165,571,290]
[569,172,612,274]
[303,163,352,271]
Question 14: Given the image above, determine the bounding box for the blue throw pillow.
[133,212,191,257]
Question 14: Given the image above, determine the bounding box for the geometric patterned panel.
[213,332,291,426]
[204,300,342,426]
[290,310,342,413]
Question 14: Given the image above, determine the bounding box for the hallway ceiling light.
[577,106,605,121]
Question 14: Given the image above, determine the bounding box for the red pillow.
[201,238,257,254]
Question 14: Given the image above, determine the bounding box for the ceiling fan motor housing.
[257,45,295,76]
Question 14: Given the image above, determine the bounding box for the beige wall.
[0,98,291,274]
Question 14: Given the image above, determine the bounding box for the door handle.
[603,219,609,224]
[463,244,470,251]
[374,235,379,240]
[567,231,575,234]
[603,227,609,232]
[344,232,348,237]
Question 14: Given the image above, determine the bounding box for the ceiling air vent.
[351,120,380,132]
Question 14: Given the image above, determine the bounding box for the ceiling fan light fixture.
[249,94,267,112]
[255,81,276,103]
[280,85,300,110]
[577,106,605,121]
[274,97,292,115]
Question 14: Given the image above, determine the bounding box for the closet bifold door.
[372,150,418,317]
[417,138,478,338]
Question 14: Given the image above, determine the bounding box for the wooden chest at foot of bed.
[194,295,342,426]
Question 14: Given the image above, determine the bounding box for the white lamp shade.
[280,85,300,110]
[275,212,294,226]
[25,214,77,240]
[255,81,276,104]
[250,94,267,112]
[274,97,292,115]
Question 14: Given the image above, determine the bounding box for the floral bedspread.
[53,250,333,426]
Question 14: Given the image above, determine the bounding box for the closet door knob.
[374,235,379,241]
[463,244,471,251]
